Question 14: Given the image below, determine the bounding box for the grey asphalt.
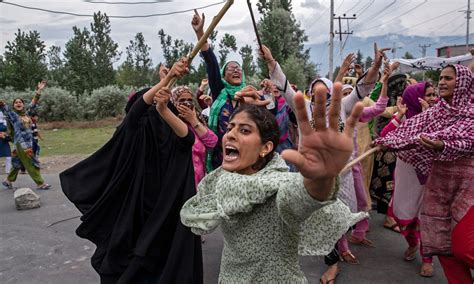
[0,173,448,284]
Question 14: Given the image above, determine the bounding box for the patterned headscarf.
[375,64,474,178]
[171,86,193,105]
[402,82,429,119]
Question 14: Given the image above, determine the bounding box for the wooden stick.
[340,146,380,174]
[167,0,234,88]
[247,0,263,52]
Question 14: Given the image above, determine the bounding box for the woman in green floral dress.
[181,83,368,283]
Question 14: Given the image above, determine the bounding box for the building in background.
[437,44,474,57]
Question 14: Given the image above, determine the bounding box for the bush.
[36,87,81,121]
[81,85,132,120]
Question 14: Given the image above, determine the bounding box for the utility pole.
[335,14,357,41]
[315,63,322,76]
[460,0,472,52]
[391,42,403,59]
[419,44,431,80]
[329,0,335,80]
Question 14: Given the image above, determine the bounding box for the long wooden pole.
[340,146,380,174]
[167,0,234,88]
[247,0,263,52]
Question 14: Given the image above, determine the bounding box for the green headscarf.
[206,61,246,172]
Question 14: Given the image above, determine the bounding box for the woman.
[380,82,437,277]
[0,111,12,175]
[181,83,368,283]
[376,64,473,284]
[0,81,50,190]
[60,59,203,283]
[170,85,218,188]
[191,11,246,171]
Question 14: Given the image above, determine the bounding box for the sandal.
[320,265,339,284]
[383,222,401,233]
[420,262,434,277]
[2,180,13,189]
[404,245,418,261]
[37,184,51,190]
[348,235,375,248]
[340,250,360,265]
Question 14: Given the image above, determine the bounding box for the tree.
[280,54,308,89]
[116,32,153,87]
[355,50,364,66]
[89,12,120,88]
[364,56,373,70]
[46,45,65,86]
[239,44,256,79]
[2,29,47,90]
[257,0,315,87]
[402,51,414,59]
[218,33,237,66]
[63,26,95,96]
[158,29,194,68]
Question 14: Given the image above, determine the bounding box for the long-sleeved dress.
[181,154,367,283]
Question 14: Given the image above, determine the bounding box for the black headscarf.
[60,88,202,283]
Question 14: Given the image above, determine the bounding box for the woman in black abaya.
[60,59,203,283]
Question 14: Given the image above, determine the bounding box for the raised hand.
[373,43,390,69]
[36,80,47,92]
[381,59,392,83]
[259,44,277,70]
[155,87,171,112]
[177,104,198,125]
[158,64,169,81]
[168,58,189,79]
[191,9,205,38]
[335,53,355,82]
[418,97,429,111]
[395,97,407,118]
[390,61,400,72]
[233,85,270,106]
[281,83,363,180]
[354,64,363,78]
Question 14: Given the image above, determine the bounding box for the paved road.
[0,173,448,283]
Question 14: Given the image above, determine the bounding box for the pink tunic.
[190,126,218,189]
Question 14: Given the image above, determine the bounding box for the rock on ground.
[14,188,41,210]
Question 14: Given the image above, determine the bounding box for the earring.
[260,152,265,157]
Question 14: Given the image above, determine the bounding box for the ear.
[259,141,274,157]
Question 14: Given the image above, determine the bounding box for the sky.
[0,0,471,68]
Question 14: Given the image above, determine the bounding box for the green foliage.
[2,29,47,90]
[280,54,309,89]
[158,29,193,68]
[402,52,414,59]
[365,56,373,70]
[46,45,65,87]
[36,87,81,121]
[257,1,316,87]
[218,33,237,66]
[63,12,120,96]
[81,85,131,120]
[240,45,257,78]
[355,50,364,66]
[116,32,153,88]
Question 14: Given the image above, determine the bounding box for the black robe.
[60,89,203,283]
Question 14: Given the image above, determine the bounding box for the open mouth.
[224,145,239,162]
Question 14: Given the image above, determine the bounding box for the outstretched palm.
[282,83,363,180]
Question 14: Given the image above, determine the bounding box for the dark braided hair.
[229,104,280,171]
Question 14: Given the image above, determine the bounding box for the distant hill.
[306,33,473,75]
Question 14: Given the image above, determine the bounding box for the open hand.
[373,43,390,69]
[37,80,47,92]
[396,97,407,117]
[418,97,429,111]
[177,104,197,124]
[340,53,355,76]
[419,135,444,152]
[281,83,363,179]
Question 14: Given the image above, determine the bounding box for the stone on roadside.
[14,188,41,210]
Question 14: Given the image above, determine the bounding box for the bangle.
[193,122,201,128]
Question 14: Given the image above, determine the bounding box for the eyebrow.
[229,122,254,128]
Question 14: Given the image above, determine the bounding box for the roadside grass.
[39,126,116,156]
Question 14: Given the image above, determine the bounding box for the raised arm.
[359,60,392,122]
[335,53,355,83]
[260,45,296,111]
[155,87,189,138]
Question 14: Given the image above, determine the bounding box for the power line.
[84,0,173,4]
[351,0,398,30]
[0,0,225,18]
[356,0,428,33]
[353,0,375,18]
[344,0,362,14]
[335,0,345,13]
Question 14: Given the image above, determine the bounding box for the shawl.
[402,82,429,119]
[375,64,474,177]
[180,154,368,256]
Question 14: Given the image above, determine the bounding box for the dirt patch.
[40,117,124,130]
[39,155,89,173]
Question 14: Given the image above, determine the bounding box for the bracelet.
[265,59,276,64]
[193,122,201,128]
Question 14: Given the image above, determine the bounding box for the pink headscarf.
[375,64,473,178]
